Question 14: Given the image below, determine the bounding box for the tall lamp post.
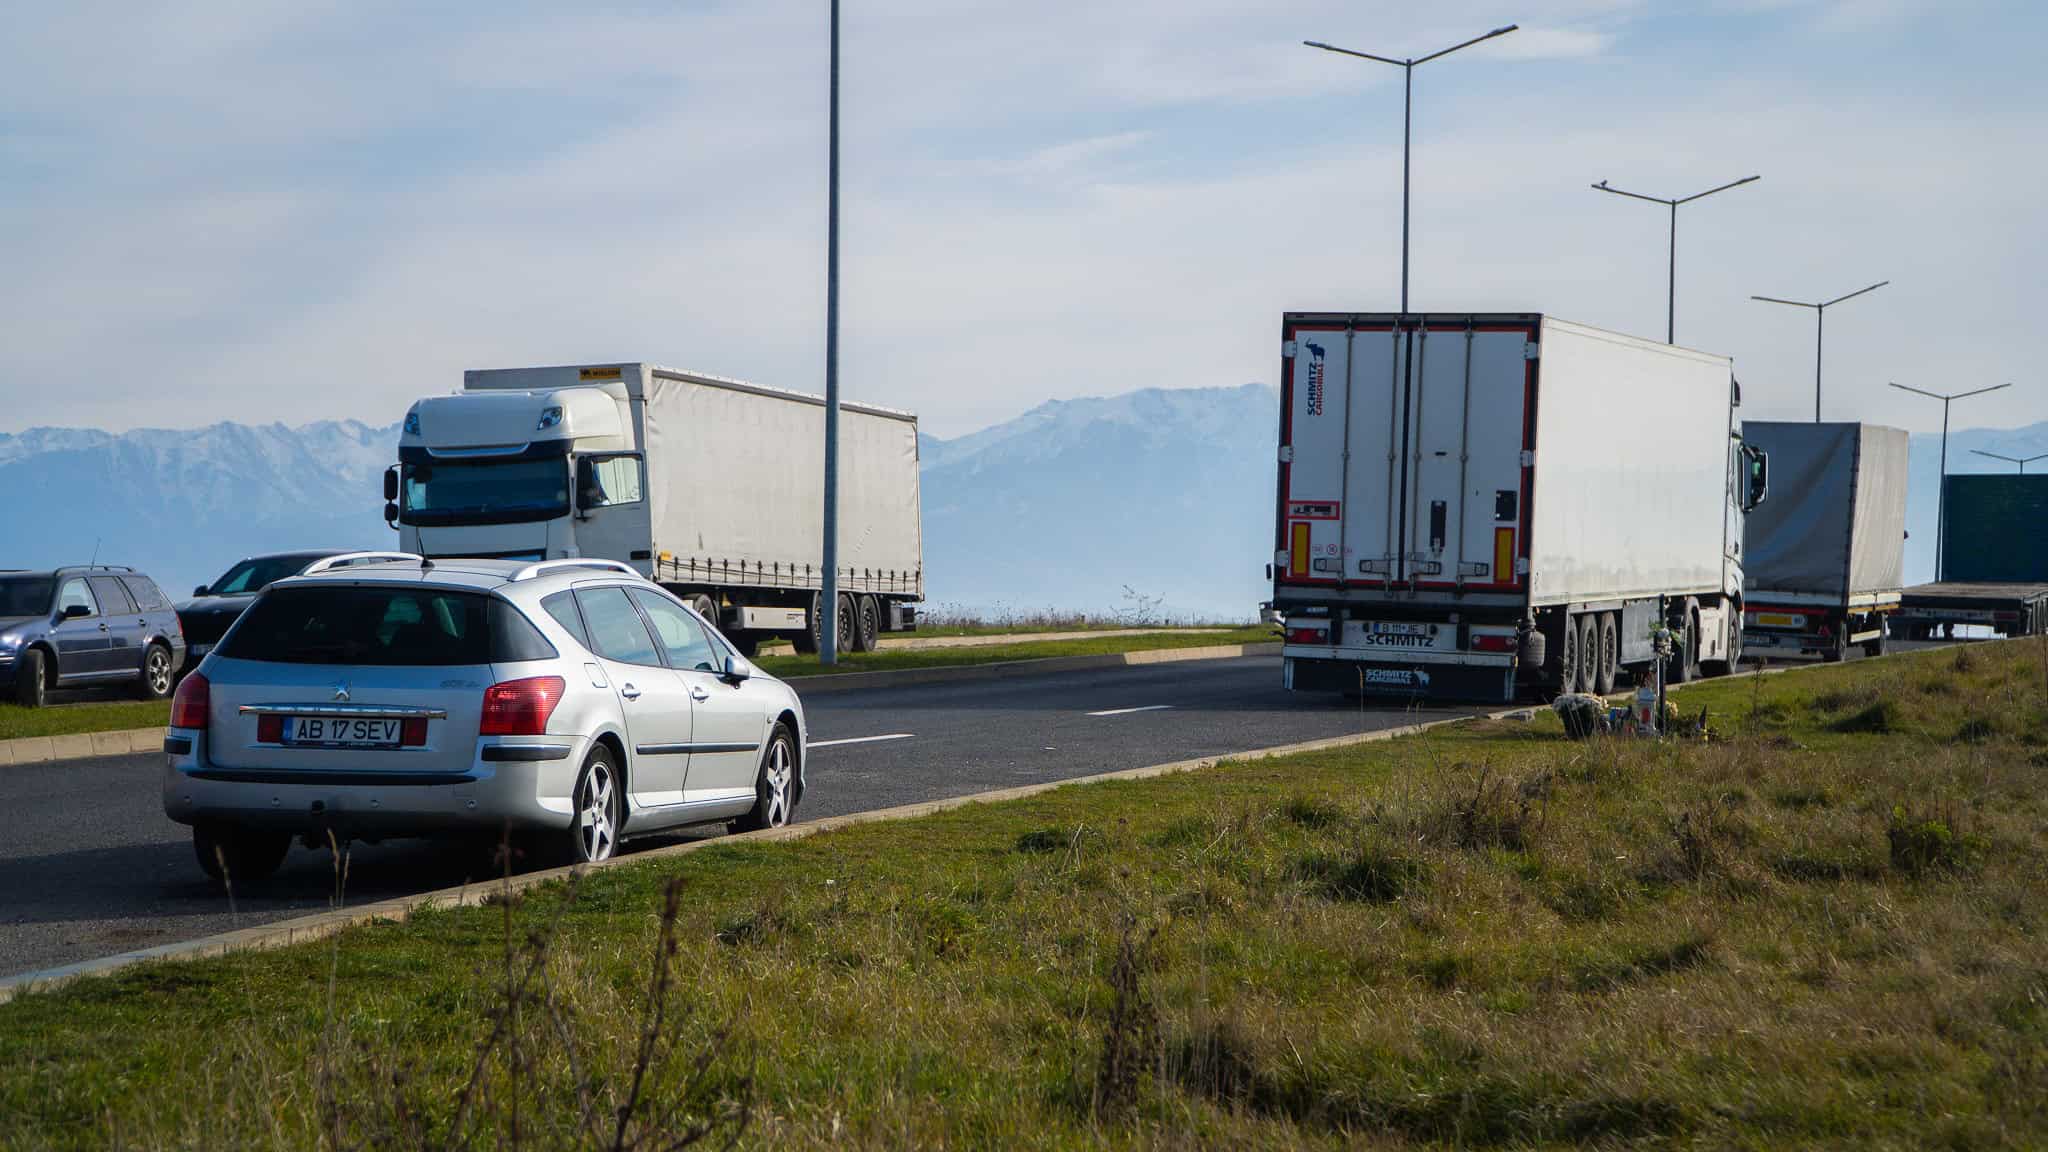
[819,0,843,665]
[1752,281,1889,422]
[1591,175,1759,344]
[1889,381,2012,582]
[1970,448,2048,474]
[1304,24,1518,313]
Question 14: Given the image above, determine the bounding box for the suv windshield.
[203,555,321,596]
[220,586,555,666]
[0,577,53,617]
[401,458,570,526]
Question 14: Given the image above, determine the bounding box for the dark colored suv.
[0,566,187,707]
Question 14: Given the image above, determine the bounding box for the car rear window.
[220,586,556,666]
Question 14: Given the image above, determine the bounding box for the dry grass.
[2,640,2046,1149]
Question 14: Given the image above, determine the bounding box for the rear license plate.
[1756,613,1803,628]
[1372,622,1431,637]
[281,717,402,749]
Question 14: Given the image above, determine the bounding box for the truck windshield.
[401,458,570,526]
[0,577,53,617]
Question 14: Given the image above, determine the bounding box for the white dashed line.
[1085,705,1175,717]
[808,733,917,749]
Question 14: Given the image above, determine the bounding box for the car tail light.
[171,672,210,730]
[257,714,283,743]
[480,676,565,736]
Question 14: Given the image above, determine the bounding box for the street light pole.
[1591,175,1760,345]
[1751,282,1888,422]
[820,0,842,665]
[1305,24,1518,314]
[1889,382,2012,582]
[1970,448,2048,474]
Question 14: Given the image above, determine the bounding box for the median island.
[2,640,2042,1147]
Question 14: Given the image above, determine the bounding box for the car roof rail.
[63,564,135,574]
[510,559,642,582]
[302,551,423,574]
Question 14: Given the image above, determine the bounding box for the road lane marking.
[809,733,917,749]
[1086,705,1175,717]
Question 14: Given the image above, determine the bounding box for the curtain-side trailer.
[1898,475,2048,639]
[1271,313,1768,703]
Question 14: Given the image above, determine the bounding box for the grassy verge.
[4,640,2045,1148]
[0,699,168,741]
[754,625,1274,678]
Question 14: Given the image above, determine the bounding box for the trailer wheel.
[792,593,821,655]
[1667,604,1699,684]
[853,594,881,653]
[836,594,856,654]
[1574,615,1599,696]
[1822,627,1848,663]
[1555,615,1581,696]
[1862,618,1887,659]
[1594,613,1617,696]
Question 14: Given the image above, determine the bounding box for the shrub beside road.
[2,641,2044,1147]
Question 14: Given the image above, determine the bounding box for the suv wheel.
[138,643,174,701]
[193,823,291,886]
[14,649,46,709]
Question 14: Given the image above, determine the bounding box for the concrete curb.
[0,725,164,767]
[786,642,1280,695]
[0,699,1484,1006]
[0,644,1282,767]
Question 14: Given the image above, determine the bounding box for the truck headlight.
[536,406,564,431]
[404,411,422,436]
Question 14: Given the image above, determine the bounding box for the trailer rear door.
[1278,316,1534,593]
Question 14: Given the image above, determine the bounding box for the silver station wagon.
[164,558,806,883]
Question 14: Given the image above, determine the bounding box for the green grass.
[0,699,168,741]
[754,625,1275,678]
[3,638,2046,1148]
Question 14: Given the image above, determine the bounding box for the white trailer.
[1739,421,1908,661]
[387,363,922,654]
[1272,313,1768,702]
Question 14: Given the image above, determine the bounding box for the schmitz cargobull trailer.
[1271,313,1768,702]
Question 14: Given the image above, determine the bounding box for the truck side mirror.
[1742,447,1769,512]
[574,458,600,515]
[383,467,398,502]
[384,501,400,528]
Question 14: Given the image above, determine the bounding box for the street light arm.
[1413,24,1519,65]
[1674,174,1761,205]
[1971,449,2023,465]
[1822,280,1889,308]
[1591,181,1674,207]
[1888,382,1946,400]
[1303,40,1407,66]
[1951,382,2013,402]
[1751,295,1819,309]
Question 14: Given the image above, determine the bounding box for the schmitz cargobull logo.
[1304,342,1326,416]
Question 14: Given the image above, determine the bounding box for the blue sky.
[1,0,2043,441]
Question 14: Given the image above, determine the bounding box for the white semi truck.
[1272,313,1769,702]
[386,362,922,655]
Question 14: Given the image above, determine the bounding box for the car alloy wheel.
[143,646,173,699]
[762,737,792,828]
[575,750,621,863]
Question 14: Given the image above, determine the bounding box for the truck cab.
[387,376,647,570]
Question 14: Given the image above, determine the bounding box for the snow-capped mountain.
[0,396,2035,618]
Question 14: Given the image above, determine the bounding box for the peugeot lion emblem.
[332,681,351,703]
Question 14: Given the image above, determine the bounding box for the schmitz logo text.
[1304,342,1326,416]
[1359,633,1437,648]
[1363,667,1430,688]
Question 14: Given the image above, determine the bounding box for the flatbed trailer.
[1896,582,2048,640]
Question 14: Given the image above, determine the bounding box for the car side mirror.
[721,653,752,682]
[61,604,91,620]
[193,585,209,598]
[382,466,399,502]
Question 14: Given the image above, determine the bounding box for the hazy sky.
[2,1,2042,439]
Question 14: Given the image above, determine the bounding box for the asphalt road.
[0,654,1476,979]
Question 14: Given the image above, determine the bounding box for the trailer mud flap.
[1285,657,1515,703]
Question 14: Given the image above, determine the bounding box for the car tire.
[734,723,797,832]
[193,823,290,886]
[1595,613,1618,696]
[138,643,174,701]
[853,594,881,653]
[14,648,46,709]
[569,745,624,865]
[792,593,821,655]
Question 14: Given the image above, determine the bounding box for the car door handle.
[97,623,109,632]
[620,683,641,701]
[689,686,711,702]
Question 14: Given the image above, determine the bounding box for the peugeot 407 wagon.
[164,558,806,883]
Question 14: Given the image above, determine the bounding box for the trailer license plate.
[1756,613,1803,628]
[282,717,402,749]
[1373,622,1431,637]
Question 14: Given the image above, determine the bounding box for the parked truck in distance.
[1897,474,2048,640]
[1272,313,1768,703]
[387,362,923,655]
[1739,421,1909,661]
